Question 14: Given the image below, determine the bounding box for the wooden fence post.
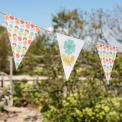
[9,56,14,106]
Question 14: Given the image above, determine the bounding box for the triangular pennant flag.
[56,33,85,80]
[4,15,40,69]
[96,44,118,82]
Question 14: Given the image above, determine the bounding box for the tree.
[0,26,10,73]
[53,9,85,38]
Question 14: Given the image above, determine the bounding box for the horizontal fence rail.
[0,75,87,86]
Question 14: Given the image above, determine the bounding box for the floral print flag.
[56,33,85,80]
[5,15,40,69]
[96,44,118,82]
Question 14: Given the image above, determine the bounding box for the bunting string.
[0,10,93,38]
[0,10,53,34]
[0,10,119,82]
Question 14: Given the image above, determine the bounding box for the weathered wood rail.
[0,75,48,87]
[0,75,87,87]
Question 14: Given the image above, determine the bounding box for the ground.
[0,106,42,122]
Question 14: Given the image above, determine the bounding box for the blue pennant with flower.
[62,39,76,66]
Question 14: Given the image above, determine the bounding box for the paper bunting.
[96,44,118,82]
[5,15,40,69]
[56,33,85,80]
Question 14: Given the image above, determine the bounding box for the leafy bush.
[42,93,122,122]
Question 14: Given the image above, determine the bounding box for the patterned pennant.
[96,44,118,82]
[56,33,85,80]
[4,15,40,69]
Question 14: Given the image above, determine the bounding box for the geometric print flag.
[56,33,85,80]
[96,44,118,83]
[4,15,40,69]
